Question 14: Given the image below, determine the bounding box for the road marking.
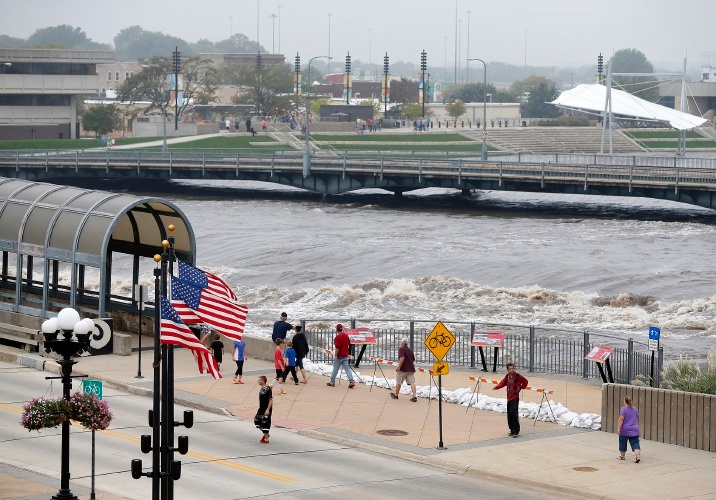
[0,405,295,483]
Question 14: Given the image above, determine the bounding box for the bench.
[0,324,40,352]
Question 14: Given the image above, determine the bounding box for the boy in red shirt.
[270,339,286,394]
[493,363,529,437]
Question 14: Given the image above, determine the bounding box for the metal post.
[90,429,96,499]
[409,320,415,349]
[627,338,634,383]
[136,286,143,378]
[467,58,487,160]
[529,325,535,372]
[152,266,161,499]
[470,322,475,368]
[437,374,446,450]
[54,356,78,500]
[304,55,331,178]
[582,331,590,379]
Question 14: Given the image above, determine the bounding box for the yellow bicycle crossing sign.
[424,321,455,361]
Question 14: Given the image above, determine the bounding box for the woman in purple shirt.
[617,396,641,463]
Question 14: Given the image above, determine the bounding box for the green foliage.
[399,102,424,120]
[0,35,25,48]
[117,56,219,120]
[25,25,110,50]
[445,83,515,104]
[310,134,471,142]
[358,100,381,116]
[510,76,561,118]
[82,105,122,136]
[390,77,417,104]
[0,138,160,150]
[21,397,71,431]
[611,49,659,103]
[661,353,716,395]
[228,62,293,116]
[445,100,466,119]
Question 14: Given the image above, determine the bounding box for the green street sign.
[82,379,103,400]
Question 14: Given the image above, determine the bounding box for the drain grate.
[376,429,409,436]
[573,467,598,472]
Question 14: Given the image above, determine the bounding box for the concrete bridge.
[2,150,716,209]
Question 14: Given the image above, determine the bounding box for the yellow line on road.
[0,405,294,483]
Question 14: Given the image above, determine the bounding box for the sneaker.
[348,382,356,389]
[259,438,269,444]
[300,380,308,384]
[390,393,398,400]
[232,380,239,384]
[410,397,418,402]
[326,382,335,387]
[278,390,287,394]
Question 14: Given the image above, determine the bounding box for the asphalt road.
[0,363,563,499]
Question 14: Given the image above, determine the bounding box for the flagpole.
[160,239,169,500]
[166,227,176,500]
[151,259,161,499]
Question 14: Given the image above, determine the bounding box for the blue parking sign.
[648,327,660,340]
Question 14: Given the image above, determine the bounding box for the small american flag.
[160,295,221,379]
[171,276,247,341]
[178,259,238,301]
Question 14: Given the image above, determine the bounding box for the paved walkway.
[2,342,716,499]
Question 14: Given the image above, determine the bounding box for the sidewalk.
[2,342,716,499]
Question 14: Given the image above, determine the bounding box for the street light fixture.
[41,308,94,500]
[303,55,332,178]
[467,58,488,161]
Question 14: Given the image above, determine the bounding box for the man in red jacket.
[493,363,528,437]
[327,324,355,388]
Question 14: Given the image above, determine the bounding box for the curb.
[297,428,605,500]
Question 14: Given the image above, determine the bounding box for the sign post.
[134,284,147,379]
[82,379,103,499]
[424,321,456,450]
[471,331,505,372]
[648,326,661,387]
[585,345,615,383]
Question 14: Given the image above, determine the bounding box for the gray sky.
[2,0,715,70]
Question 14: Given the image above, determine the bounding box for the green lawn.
[163,135,285,150]
[310,133,471,142]
[640,140,716,149]
[0,137,161,150]
[625,130,701,139]
[327,143,496,152]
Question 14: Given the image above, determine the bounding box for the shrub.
[661,350,716,395]
[70,392,114,431]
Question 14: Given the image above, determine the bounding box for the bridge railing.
[300,318,661,386]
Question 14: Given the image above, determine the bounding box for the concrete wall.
[602,383,716,452]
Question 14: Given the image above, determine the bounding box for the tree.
[509,76,561,118]
[390,77,418,103]
[229,62,294,116]
[397,101,424,120]
[445,83,515,104]
[358,100,381,116]
[0,35,25,48]
[213,34,263,54]
[116,56,219,119]
[82,105,122,136]
[114,26,190,61]
[445,99,466,120]
[610,49,659,102]
[25,25,110,50]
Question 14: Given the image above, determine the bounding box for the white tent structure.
[550,83,707,131]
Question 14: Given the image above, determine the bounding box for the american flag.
[171,276,247,341]
[178,259,238,301]
[171,299,202,324]
[160,295,221,379]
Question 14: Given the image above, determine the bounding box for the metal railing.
[299,318,662,386]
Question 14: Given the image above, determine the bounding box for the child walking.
[232,335,246,384]
[282,340,299,385]
[210,334,224,371]
[270,338,286,394]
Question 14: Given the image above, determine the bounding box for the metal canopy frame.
[0,178,196,318]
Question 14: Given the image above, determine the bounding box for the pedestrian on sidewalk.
[327,324,355,388]
[245,118,252,134]
[493,362,528,437]
[292,325,310,383]
[225,119,231,132]
[262,119,267,132]
[271,339,286,394]
[617,396,641,463]
[210,334,224,371]
[256,375,273,444]
[282,340,299,385]
[272,312,294,341]
[391,338,417,402]
[232,335,246,384]
[234,118,240,132]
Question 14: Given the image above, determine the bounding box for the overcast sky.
[3,0,715,70]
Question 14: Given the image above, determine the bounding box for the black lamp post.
[41,308,94,500]
[383,53,389,117]
[420,50,427,118]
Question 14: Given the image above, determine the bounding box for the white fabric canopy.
[550,84,706,130]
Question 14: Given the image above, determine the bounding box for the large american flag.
[160,295,221,379]
[171,276,247,341]
[178,259,238,301]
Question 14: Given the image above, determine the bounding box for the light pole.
[327,14,332,74]
[270,14,276,54]
[303,55,331,178]
[278,5,282,53]
[41,308,94,500]
[467,58,488,160]
[466,11,471,83]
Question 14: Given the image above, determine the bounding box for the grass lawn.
[626,130,701,139]
[328,143,496,152]
[164,135,286,150]
[310,133,471,142]
[640,140,716,149]
[0,137,161,150]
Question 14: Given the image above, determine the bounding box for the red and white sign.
[471,331,505,347]
[345,327,376,345]
[585,345,614,362]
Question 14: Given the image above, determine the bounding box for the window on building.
[660,96,675,109]
[107,72,112,81]
[115,71,120,81]
[708,96,716,111]
[125,72,129,80]
[130,72,134,78]
[703,73,710,81]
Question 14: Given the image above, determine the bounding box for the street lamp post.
[303,55,331,178]
[41,308,94,500]
[142,64,168,153]
[467,58,488,160]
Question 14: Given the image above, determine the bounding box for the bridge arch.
[0,177,195,319]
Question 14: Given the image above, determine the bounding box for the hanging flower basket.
[20,397,71,431]
[69,392,114,431]
[20,392,114,432]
